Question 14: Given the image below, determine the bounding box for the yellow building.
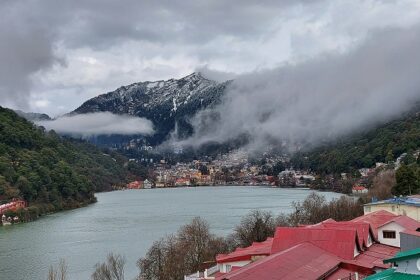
[364,196,420,222]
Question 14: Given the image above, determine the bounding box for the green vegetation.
[393,163,420,196]
[290,106,420,174]
[0,107,147,219]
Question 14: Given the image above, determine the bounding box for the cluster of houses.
[278,169,316,187]
[186,196,420,280]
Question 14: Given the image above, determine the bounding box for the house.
[352,185,368,195]
[175,178,191,187]
[143,179,153,189]
[187,213,410,280]
[365,248,420,279]
[352,210,420,247]
[364,196,420,221]
[127,181,142,189]
[400,230,420,251]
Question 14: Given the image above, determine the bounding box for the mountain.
[0,107,147,218]
[14,109,51,122]
[290,105,420,174]
[72,72,230,145]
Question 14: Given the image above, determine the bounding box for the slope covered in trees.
[0,107,146,215]
[291,105,420,174]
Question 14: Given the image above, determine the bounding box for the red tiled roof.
[216,242,341,280]
[271,227,361,260]
[351,210,397,239]
[216,238,273,263]
[353,185,367,191]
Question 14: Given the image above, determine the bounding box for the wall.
[401,232,420,252]
[219,260,251,273]
[377,222,405,247]
[395,258,420,275]
[364,204,420,221]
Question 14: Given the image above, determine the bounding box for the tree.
[138,217,228,280]
[394,164,419,196]
[230,210,276,248]
[369,170,396,200]
[47,259,67,280]
[92,253,125,280]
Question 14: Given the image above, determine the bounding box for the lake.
[0,186,342,280]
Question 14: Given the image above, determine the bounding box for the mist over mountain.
[71,72,230,145]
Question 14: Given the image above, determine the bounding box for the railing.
[184,272,202,280]
[204,265,219,278]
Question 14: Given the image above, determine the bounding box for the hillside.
[0,107,146,215]
[290,105,420,174]
[72,72,230,145]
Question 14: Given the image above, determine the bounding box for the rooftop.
[365,196,420,207]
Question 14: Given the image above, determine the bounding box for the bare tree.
[230,210,276,248]
[47,259,67,280]
[138,217,228,280]
[91,253,125,280]
[370,169,396,200]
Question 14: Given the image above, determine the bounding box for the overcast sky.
[1,0,420,117]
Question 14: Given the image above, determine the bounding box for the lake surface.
[0,186,341,280]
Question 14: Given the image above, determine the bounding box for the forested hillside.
[0,107,146,213]
[291,105,420,174]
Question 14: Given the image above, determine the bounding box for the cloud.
[37,112,154,136]
[2,0,420,116]
[171,24,420,152]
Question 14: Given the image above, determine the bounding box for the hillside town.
[124,149,419,196]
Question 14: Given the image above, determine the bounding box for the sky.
[2,0,420,117]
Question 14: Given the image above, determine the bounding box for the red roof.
[343,243,399,269]
[401,229,420,237]
[216,242,341,280]
[351,210,396,239]
[309,221,375,249]
[216,238,273,263]
[271,227,361,260]
[353,185,367,191]
[380,215,420,231]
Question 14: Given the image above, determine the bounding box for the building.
[143,179,153,189]
[364,196,420,221]
[400,230,420,252]
[126,181,143,189]
[352,185,368,195]
[186,211,419,280]
[352,210,420,247]
[365,248,420,279]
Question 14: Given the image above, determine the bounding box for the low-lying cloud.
[171,24,420,152]
[37,112,154,136]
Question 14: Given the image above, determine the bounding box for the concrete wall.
[377,222,405,247]
[364,204,420,221]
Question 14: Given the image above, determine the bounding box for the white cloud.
[37,112,154,136]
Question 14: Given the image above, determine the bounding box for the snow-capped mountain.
[72,72,231,144]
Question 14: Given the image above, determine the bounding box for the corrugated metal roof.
[271,227,361,260]
[364,268,420,280]
[216,242,341,280]
[352,210,397,239]
[384,247,420,263]
[380,216,420,231]
[216,237,273,263]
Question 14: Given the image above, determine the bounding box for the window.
[383,230,396,239]
[391,206,395,211]
[225,265,232,273]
